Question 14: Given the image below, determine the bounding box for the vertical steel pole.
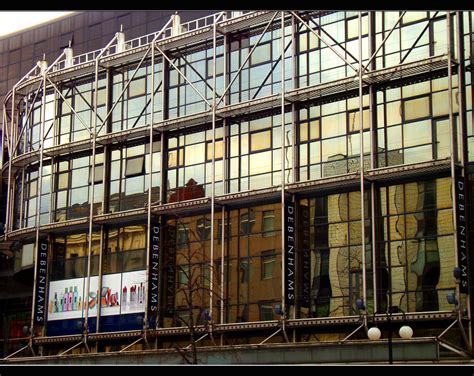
[289,11,297,336]
[369,11,378,313]
[96,68,112,335]
[359,11,368,311]
[144,39,155,338]
[280,11,287,322]
[84,57,100,339]
[19,166,25,229]
[446,11,461,318]
[290,13,297,186]
[156,49,168,335]
[29,68,47,343]
[456,10,472,348]
[209,18,217,322]
[5,89,16,234]
[220,30,228,331]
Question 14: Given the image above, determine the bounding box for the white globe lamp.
[367,326,382,340]
[398,325,413,339]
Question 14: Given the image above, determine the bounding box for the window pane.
[309,119,320,140]
[206,140,223,160]
[240,211,256,235]
[261,253,275,279]
[386,101,402,126]
[56,190,67,209]
[348,109,370,132]
[71,167,89,188]
[300,122,308,142]
[29,179,37,197]
[250,42,271,65]
[185,143,205,165]
[404,96,430,121]
[58,172,69,189]
[402,11,427,24]
[347,16,368,39]
[125,156,144,177]
[404,120,431,148]
[262,210,275,236]
[436,119,450,159]
[322,136,346,162]
[250,130,271,152]
[129,77,146,97]
[322,113,346,138]
[90,164,104,183]
[249,150,272,174]
[70,187,89,206]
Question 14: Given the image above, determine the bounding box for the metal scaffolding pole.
[291,11,300,188]
[95,68,112,336]
[456,10,472,349]
[144,29,158,341]
[84,55,101,345]
[444,13,471,353]
[368,11,378,314]
[209,17,217,325]
[358,11,368,314]
[219,31,228,338]
[280,11,288,340]
[29,63,48,350]
[156,24,172,334]
[5,88,16,235]
[447,10,460,309]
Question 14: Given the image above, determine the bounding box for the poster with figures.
[47,271,146,321]
[121,270,146,314]
[100,273,122,317]
[47,278,85,321]
[86,276,99,318]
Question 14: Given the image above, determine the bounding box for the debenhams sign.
[34,239,49,324]
[456,171,469,294]
[148,220,160,316]
[285,202,295,305]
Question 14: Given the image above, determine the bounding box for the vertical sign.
[285,201,295,306]
[34,239,49,325]
[299,204,311,308]
[455,170,469,293]
[148,220,160,317]
[163,224,177,317]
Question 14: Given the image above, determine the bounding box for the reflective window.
[404,96,430,121]
[298,191,371,318]
[262,210,276,237]
[240,210,256,235]
[378,177,455,312]
[125,156,145,177]
[250,130,271,152]
[261,251,276,279]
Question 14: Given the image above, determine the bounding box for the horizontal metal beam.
[6,338,441,364]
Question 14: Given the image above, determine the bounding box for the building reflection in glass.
[379,177,455,312]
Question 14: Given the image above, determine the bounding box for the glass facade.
[1,10,473,356]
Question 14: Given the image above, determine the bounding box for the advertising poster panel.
[48,271,146,321]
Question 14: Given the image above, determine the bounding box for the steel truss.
[1,10,472,358]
